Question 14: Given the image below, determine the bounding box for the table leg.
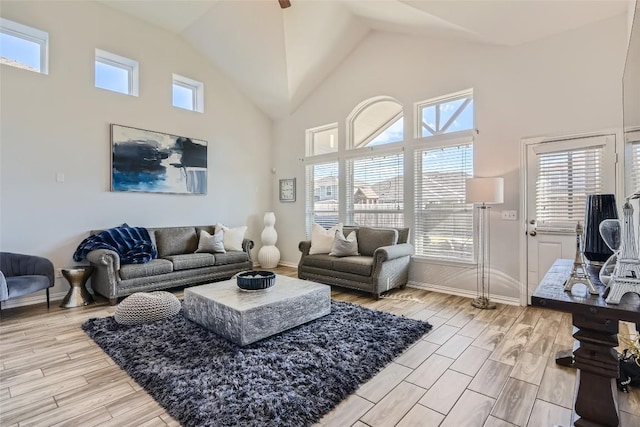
[572,313,619,427]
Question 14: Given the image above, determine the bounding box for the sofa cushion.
[303,254,334,270]
[213,250,250,266]
[119,259,173,280]
[396,228,410,244]
[309,223,343,255]
[329,231,359,257]
[332,256,373,277]
[358,227,398,256]
[164,254,215,271]
[195,225,216,236]
[155,227,198,257]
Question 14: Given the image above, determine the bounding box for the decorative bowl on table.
[236,271,276,290]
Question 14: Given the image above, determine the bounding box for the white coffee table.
[182,275,331,346]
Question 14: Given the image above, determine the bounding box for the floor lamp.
[466,177,504,310]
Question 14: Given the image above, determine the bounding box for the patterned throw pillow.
[309,223,343,255]
[329,230,359,257]
[195,229,226,254]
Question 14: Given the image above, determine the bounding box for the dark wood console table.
[531,259,640,427]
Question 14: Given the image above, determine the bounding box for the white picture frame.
[279,178,296,202]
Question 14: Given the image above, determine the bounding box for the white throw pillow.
[309,222,343,255]
[195,229,226,254]
[215,223,247,251]
[329,230,359,257]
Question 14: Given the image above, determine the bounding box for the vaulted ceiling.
[100,0,628,119]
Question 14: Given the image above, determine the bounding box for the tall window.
[0,17,48,74]
[346,153,404,227]
[172,73,204,113]
[414,142,474,261]
[305,162,340,232]
[95,49,139,96]
[344,97,405,230]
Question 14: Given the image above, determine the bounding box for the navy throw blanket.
[73,225,157,264]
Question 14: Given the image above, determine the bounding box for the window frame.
[172,73,204,113]
[95,48,139,96]
[0,17,49,74]
[303,90,475,265]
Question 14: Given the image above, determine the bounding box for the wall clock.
[279,178,296,202]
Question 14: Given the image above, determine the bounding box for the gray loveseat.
[86,225,253,304]
[298,226,413,299]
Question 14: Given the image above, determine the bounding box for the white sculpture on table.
[604,198,640,304]
[564,222,599,295]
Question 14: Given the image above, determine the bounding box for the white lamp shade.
[466,177,504,204]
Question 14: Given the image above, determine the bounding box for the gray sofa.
[86,225,253,304]
[298,226,413,299]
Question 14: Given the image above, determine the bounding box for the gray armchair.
[0,252,55,308]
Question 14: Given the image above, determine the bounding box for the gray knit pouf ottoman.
[114,291,181,325]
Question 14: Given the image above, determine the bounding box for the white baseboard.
[277,261,298,268]
[1,291,68,309]
[407,280,522,306]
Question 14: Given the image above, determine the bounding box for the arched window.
[348,97,404,149]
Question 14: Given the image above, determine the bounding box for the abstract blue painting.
[111,124,207,195]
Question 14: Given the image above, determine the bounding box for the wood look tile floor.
[1,266,639,427]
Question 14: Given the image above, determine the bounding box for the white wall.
[0,1,274,306]
[273,14,627,302]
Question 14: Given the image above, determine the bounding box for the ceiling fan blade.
[279,0,291,8]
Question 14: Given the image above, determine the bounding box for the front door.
[524,134,616,302]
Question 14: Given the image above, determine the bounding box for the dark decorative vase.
[583,194,618,263]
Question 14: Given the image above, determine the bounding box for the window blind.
[346,152,404,227]
[305,162,339,236]
[628,140,640,195]
[536,146,603,227]
[414,143,473,261]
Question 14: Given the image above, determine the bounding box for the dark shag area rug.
[82,300,432,427]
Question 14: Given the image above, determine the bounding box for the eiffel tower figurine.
[564,221,599,295]
[605,199,640,304]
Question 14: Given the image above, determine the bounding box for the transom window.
[0,17,48,74]
[306,124,338,156]
[349,97,403,148]
[172,73,204,113]
[417,90,473,138]
[95,49,139,96]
